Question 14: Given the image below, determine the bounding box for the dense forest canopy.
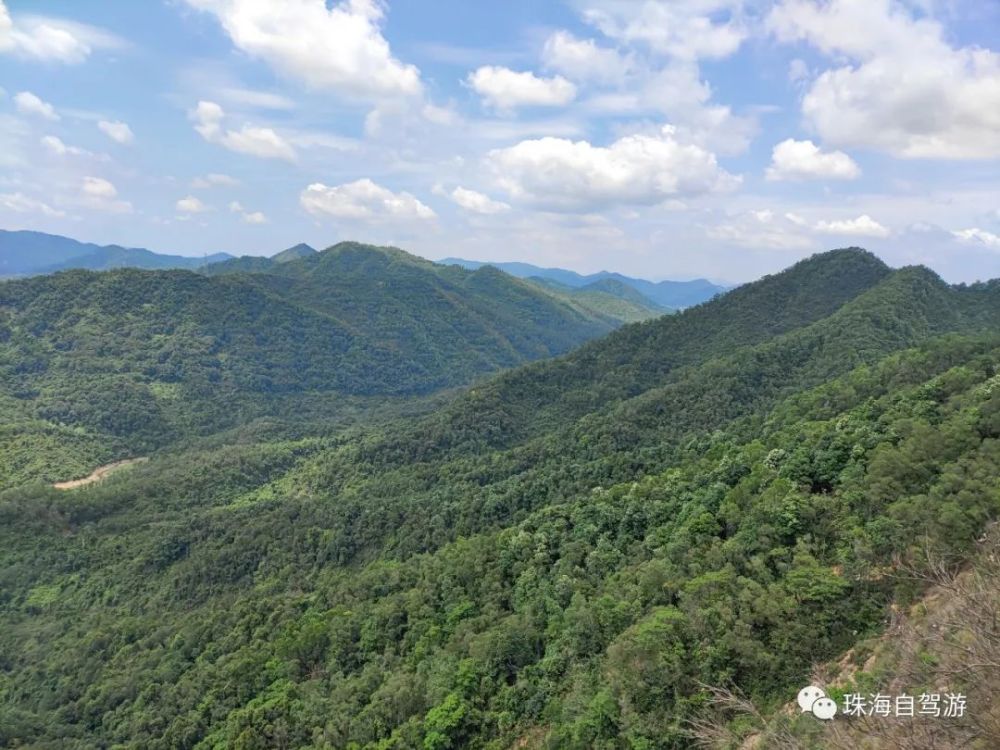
[1,247,998,748]
[0,242,635,489]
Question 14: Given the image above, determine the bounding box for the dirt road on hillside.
[52,458,149,490]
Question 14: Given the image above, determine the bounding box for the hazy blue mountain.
[0,229,231,276]
[438,256,728,308]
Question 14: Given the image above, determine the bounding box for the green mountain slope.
[3,249,999,749]
[439,256,728,308]
[205,242,662,328]
[526,276,669,323]
[0,243,617,486]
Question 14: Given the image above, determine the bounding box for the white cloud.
[40,135,89,157]
[582,0,746,61]
[81,176,131,213]
[14,91,58,120]
[192,173,240,189]
[487,125,739,211]
[229,200,267,224]
[0,1,119,64]
[301,179,436,222]
[98,120,134,144]
[447,186,510,215]
[190,100,296,160]
[467,67,577,110]
[769,0,1000,159]
[541,30,631,84]
[766,139,861,181]
[953,228,1000,250]
[640,63,755,154]
[177,195,210,214]
[82,176,117,200]
[815,214,890,238]
[181,0,421,100]
[0,191,64,217]
[707,209,817,250]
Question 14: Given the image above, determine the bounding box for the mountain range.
[440,256,728,308]
[0,229,232,275]
[2,247,999,748]
[0,241,643,488]
[0,230,710,314]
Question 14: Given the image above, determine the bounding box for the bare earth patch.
[53,458,149,490]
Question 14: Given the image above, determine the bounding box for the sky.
[0,0,998,284]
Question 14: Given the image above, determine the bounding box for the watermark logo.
[798,685,967,721]
[798,685,838,721]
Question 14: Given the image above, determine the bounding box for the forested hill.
[3,248,1000,748]
[0,243,619,485]
[204,241,667,325]
[439,256,728,308]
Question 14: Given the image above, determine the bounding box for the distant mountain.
[0,241,618,476]
[526,275,670,323]
[439,256,728,308]
[200,243,318,275]
[204,243,666,327]
[0,229,231,276]
[273,243,317,263]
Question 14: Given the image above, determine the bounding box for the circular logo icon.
[797,685,826,713]
[812,697,838,721]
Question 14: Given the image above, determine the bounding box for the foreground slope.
[3,250,999,748]
[0,243,615,487]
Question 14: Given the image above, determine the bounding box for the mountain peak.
[272,243,317,263]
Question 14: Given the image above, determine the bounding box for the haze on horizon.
[1,0,999,285]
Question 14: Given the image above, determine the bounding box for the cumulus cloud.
[815,214,890,238]
[0,1,123,64]
[192,173,240,189]
[82,176,117,199]
[953,228,1000,250]
[487,125,739,211]
[229,200,267,224]
[541,30,632,84]
[641,63,755,154]
[190,100,296,160]
[14,91,58,120]
[98,120,134,144]
[707,209,817,250]
[176,195,210,214]
[0,191,64,217]
[468,66,577,110]
[41,135,89,157]
[446,186,510,215]
[769,0,1000,159]
[301,179,435,222]
[766,139,861,181]
[81,176,131,213]
[181,0,421,100]
[582,0,746,61]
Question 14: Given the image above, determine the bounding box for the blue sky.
[1,0,998,283]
